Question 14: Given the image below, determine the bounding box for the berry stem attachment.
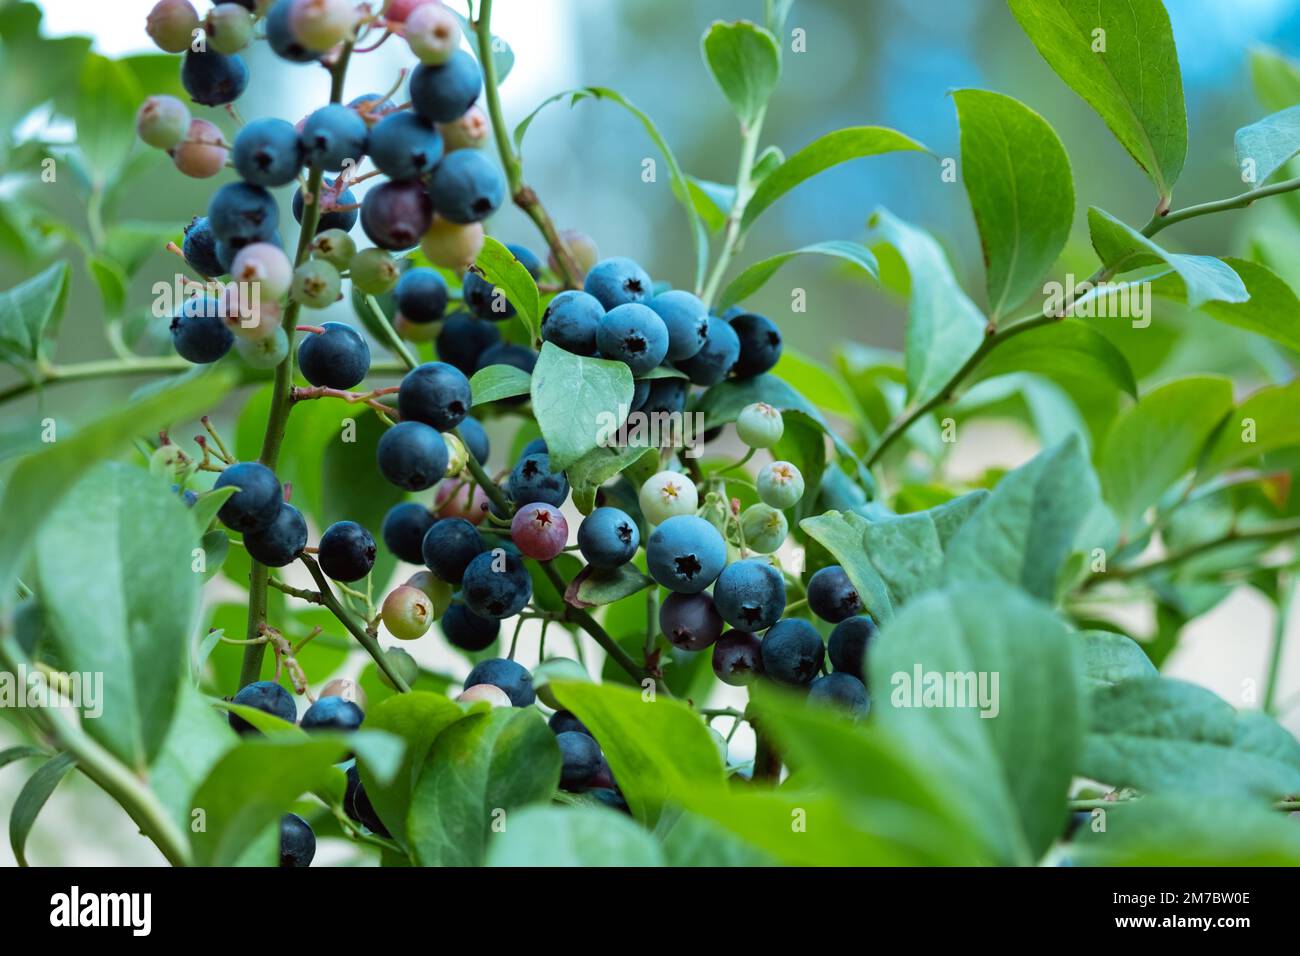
[363,294,419,370]
[457,427,513,514]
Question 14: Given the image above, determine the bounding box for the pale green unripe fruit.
[312,228,356,269]
[147,0,200,54]
[205,3,255,54]
[457,683,512,707]
[378,647,420,690]
[756,460,805,510]
[396,313,439,342]
[236,327,290,369]
[405,3,461,65]
[292,259,342,308]
[420,216,484,271]
[382,584,435,640]
[639,470,698,525]
[740,503,788,554]
[532,658,590,710]
[438,107,490,152]
[735,402,784,449]
[231,242,293,300]
[289,0,357,52]
[150,443,194,482]
[405,570,453,617]
[351,247,401,295]
[136,95,191,149]
[442,433,469,476]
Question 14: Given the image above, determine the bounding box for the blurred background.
[1,0,1299,863]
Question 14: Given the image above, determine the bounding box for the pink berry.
[230,242,293,299]
[384,0,438,24]
[511,502,568,560]
[420,216,484,271]
[288,0,357,51]
[171,118,228,178]
[220,282,284,341]
[434,479,489,524]
[136,95,191,150]
[439,106,490,151]
[146,0,200,54]
[405,3,460,65]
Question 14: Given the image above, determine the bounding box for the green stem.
[300,554,411,692]
[1139,175,1300,237]
[1264,574,1293,714]
[0,356,191,405]
[458,429,512,513]
[700,109,766,306]
[1084,517,1300,588]
[364,294,419,370]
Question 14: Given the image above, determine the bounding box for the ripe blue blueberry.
[760,618,825,687]
[461,550,532,619]
[436,312,500,375]
[508,452,569,508]
[361,179,433,251]
[659,591,724,651]
[463,244,542,319]
[463,657,535,707]
[541,290,604,355]
[713,558,787,633]
[421,517,484,584]
[318,520,377,582]
[645,515,727,594]
[215,461,283,533]
[648,289,708,361]
[596,303,669,376]
[642,377,688,416]
[577,507,639,569]
[828,615,877,682]
[208,181,279,246]
[182,217,225,277]
[279,813,316,868]
[519,437,548,459]
[344,764,390,836]
[808,672,870,718]
[584,257,652,310]
[377,420,449,491]
[369,110,443,179]
[300,694,365,732]
[267,0,319,61]
[475,342,537,378]
[395,266,449,324]
[428,149,506,224]
[409,49,483,122]
[300,103,368,172]
[712,630,764,686]
[243,502,308,567]
[556,731,603,791]
[181,48,249,106]
[398,361,471,431]
[232,117,303,187]
[171,295,234,364]
[677,316,740,387]
[381,502,436,564]
[297,321,371,389]
[457,414,490,464]
[729,311,783,379]
[806,565,863,623]
[441,602,499,651]
[293,179,358,234]
[549,710,590,736]
[228,679,296,735]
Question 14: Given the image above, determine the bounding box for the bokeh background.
[2,0,1299,863]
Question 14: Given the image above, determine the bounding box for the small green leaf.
[473,236,542,344]
[1249,47,1300,114]
[485,805,664,866]
[658,811,776,866]
[1078,630,1157,690]
[529,342,634,472]
[470,362,534,405]
[447,10,514,84]
[148,681,237,833]
[972,318,1137,398]
[799,510,895,625]
[718,240,877,309]
[1152,257,1300,352]
[76,54,141,185]
[0,746,48,771]
[860,490,989,607]
[189,486,237,532]
[686,176,733,231]
[1201,379,1300,476]
[1235,105,1300,187]
[563,563,653,609]
[0,261,70,366]
[87,255,128,317]
[9,753,76,867]
[701,20,781,128]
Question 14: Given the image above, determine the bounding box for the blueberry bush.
[1,0,1300,867]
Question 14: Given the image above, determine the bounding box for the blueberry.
[215,461,283,533]
[760,618,825,687]
[541,290,604,355]
[279,813,316,867]
[659,591,724,651]
[463,657,535,707]
[645,515,726,594]
[475,342,537,376]
[596,303,669,376]
[519,437,548,459]
[208,181,279,246]
[382,502,436,565]
[641,377,688,416]
[712,630,764,686]
[557,731,603,791]
[344,764,390,836]
[398,361,471,431]
[584,257,652,310]
[395,266,449,324]
[266,0,319,61]
[170,295,233,364]
[648,290,708,361]
[421,517,484,584]
[807,672,870,717]
[463,244,542,319]
[297,321,371,389]
[436,312,500,375]
[549,710,590,736]
[361,179,433,250]
[300,103,369,172]
[630,379,651,412]
[228,679,296,735]
[677,316,740,387]
[428,149,506,224]
[377,421,448,492]
[439,602,498,652]
[232,117,303,187]
[457,414,490,464]
[318,520,376,582]
[181,48,249,106]
[806,565,862,623]
[729,312,783,379]
[577,507,639,569]
[300,694,365,732]
[714,559,786,633]
[508,452,569,508]
[827,616,876,682]
[461,550,532,619]
[369,110,443,180]
[182,217,225,277]
[243,502,308,567]
[293,179,358,234]
[409,49,483,123]
[590,787,629,813]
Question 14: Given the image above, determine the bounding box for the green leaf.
[870,584,1083,864]
[860,490,989,606]
[34,463,204,769]
[470,362,534,405]
[1087,207,1247,308]
[1152,257,1300,353]
[0,261,70,365]
[473,236,542,344]
[1080,677,1300,800]
[799,510,895,625]
[1008,0,1187,204]
[1098,376,1234,532]
[0,746,47,771]
[658,811,776,866]
[1235,105,1300,187]
[686,176,733,232]
[868,208,985,406]
[945,435,1114,603]
[743,128,928,232]
[87,255,128,317]
[551,680,725,826]
[564,443,656,497]
[563,563,653,609]
[188,486,237,532]
[76,54,141,185]
[718,240,877,309]
[529,342,634,472]
[9,753,76,867]
[952,89,1074,318]
[447,10,514,84]
[1201,379,1300,476]
[1078,629,1157,690]
[148,681,237,833]
[408,707,560,866]
[971,318,1137,398]
[1249,47,1300,115]
[701,20,781,128]
[485,805,664,866]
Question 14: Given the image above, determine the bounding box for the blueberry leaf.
[469,362,533,405]
[148,681,237,834]
[529,342,634,472]
[473,236,541,345]
[9,753,76,867]
[0,261,70,367]
[970,318,1137,398]
[563,563,653,610]
[75,54,141,186]
[859,490,990,607]
[1201,379,1300,476]
[799,510,896,625]
[1249,47,1300,114]
[485,805,664,866]
[686,176,734,232]
[700,20,781,129]
[1234,105,1300,187]
[1150,257,1300,352]
[718,239,878,309]
[1077,630,1157,691]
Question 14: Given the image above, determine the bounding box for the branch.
[700,111,766,306]
[1083,517,1300,588]
[300,554,412,692]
